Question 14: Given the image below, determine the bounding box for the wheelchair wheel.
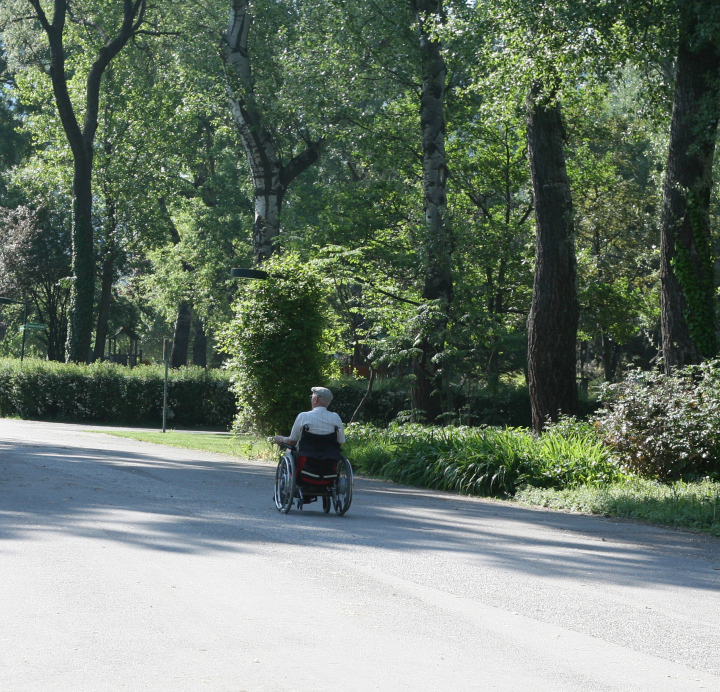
[322,495,331,513]
[333,456,353,516]
[274,454,296,513]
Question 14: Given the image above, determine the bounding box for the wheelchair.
[274,426,353,515]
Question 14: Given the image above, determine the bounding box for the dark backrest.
[297,425,342,460]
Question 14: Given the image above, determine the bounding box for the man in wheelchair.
[273,387,352,514]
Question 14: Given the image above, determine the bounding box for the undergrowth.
[344,419,623,497]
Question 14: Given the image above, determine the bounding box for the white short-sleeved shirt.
[289,406,346,445]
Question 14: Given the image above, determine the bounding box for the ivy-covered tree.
[220,254,330,434]
[656,1,720,370]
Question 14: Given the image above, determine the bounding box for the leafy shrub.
[0,358,235,427]
[344,419,622,497]
[219,255,331,435]
[594,360,720,481]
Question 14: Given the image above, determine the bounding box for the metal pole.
[20,301,27,362]
[162,338,169,433]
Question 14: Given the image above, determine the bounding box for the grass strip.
[514,479,720,536]
[101,430,274,460]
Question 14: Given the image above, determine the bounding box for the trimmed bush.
[594,360,720,481]
[0,358,235,428]
[344,419,623,497]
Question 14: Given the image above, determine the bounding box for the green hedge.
[220,255,330,435]
[0,359,235,428]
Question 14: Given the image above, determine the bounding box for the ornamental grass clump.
[345,420,622,497]
[593,360,720,481]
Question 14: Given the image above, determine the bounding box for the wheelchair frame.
[273,443,353,515]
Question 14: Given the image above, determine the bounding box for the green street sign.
[20,323,47,331]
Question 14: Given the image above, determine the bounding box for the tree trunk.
[221,0,321,263]
[601,332,621,382]
[171,301,192,368]
[27,0,148,362]
[160,197,197,369]
[410,0,452,423]
[192,316,207,367]
[93,251,115,362]
[526,85,579,431]
[660,13,720,372]
[65,152,95,363]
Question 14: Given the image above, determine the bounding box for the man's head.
[311,386,333,408]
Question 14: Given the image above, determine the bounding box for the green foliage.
[0,0,713,414]
[567,79,663,352]
[0,358,234,427]
[594,360,720,480]
[515,478,720,536]
[0,204,72,361]
[344,419,623,498]
[327,376,411,427]
[220,255,331,435]
[326,377,582,429]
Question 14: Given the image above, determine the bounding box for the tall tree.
[220,0,322,263]
[16,0,149,362]
[411,0,453,421]
[526,83,579,429]
[658,3,720,370]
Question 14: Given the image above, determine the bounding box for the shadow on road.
[2,438,719,591]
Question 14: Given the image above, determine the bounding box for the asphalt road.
[1,419,719,692]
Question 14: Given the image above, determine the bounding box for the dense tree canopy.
[1,0,719,427]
